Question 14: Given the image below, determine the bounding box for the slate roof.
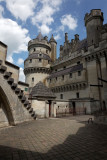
[25,53,52,61]
[49,34,57,43]
[31,81,56,98]
[36,32,44,41]
[48,64,83,78]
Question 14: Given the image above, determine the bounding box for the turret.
[84,9,104,46]
[24,32,52,88]
[49,34,57,62]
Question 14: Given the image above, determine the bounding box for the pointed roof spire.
[37,32,43,41]
[49,34,57,44]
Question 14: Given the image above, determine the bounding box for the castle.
[0,9,107,127]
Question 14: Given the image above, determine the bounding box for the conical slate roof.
[49,34,57,43]
[37,32,43,41]
[31,81,56,99]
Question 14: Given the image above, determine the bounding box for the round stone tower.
[84,9,104,46]
[24,32,57,89]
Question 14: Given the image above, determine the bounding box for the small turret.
[84,9,104,46]
[65,33,68,42]
[49,34,57,62]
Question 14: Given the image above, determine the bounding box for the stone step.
[0,65,7,73]
[15,88,21,94]
[18,92,23,98]
[11,83,17,90]
[33,115,37,119]
[25,104,31,110]
[7,77,14,85]
[24,101,29,106]
[31,111,35,116]
[29,108,33,113]
[4,72,11,79]
[21,96,26,102]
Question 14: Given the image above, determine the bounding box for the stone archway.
[0,86,15,127]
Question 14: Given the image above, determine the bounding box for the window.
[69,73,72,78]
[50,79,51,83]
[77,61,80,65]
[60,94,63,99]
[34,48,36,51]
[78,71,81,76]
[62,75,64,80]
[56,77,57,81]
[29,59,32,63]
[63,66,66,69]
[76,92,79,98]
[55,69,57,72]
[46,50,48,54]
[39,59,41,62]
[48,60,50,64]
[25,88,28,91]
[39,54,42,57]
[32,77,34,82]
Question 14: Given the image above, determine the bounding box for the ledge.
[5,61,19,70]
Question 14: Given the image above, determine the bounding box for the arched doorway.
[0,87,14,127]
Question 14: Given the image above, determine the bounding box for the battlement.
[84,9,104,26]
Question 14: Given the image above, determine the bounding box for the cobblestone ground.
[0,115,107,160]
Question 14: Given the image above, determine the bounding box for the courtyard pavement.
[0,115,107,160]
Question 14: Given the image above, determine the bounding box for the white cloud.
[7,56,13,63]
[19,67,25,82]
[0,5,4,17]
[3,0,38,21]
[40,24,52,35]
[61,14,77,30]
[54,34,61,40]
[17,58,24,65]
[0,18,30,62]
[32,0,63,35]
[0,0,63,35]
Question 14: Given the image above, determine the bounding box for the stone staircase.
[0,59,36,120]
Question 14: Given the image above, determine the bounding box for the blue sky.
[0,0,107,81]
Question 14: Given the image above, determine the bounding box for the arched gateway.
[0,86,14,127]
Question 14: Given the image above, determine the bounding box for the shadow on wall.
[0,123,107,160]
[0,86,14,126]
